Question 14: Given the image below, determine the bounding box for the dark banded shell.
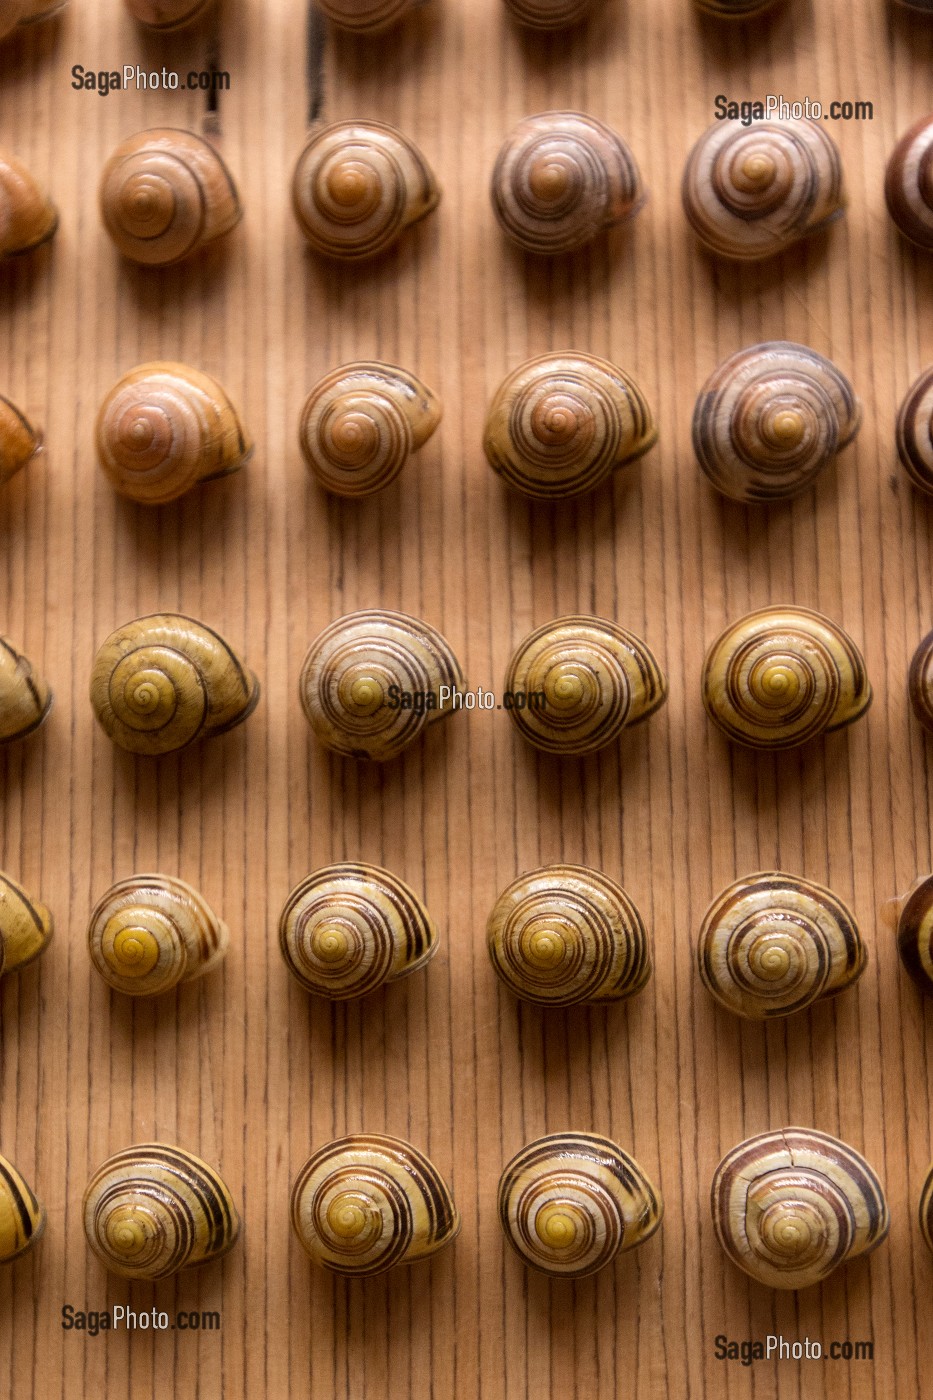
[897,370,933,495]
[0,1153,44,1263]
[0,637,52,746]
[0,870,53,979]
[694,0,781,12]
[88,875,229,996]
[895,874,933,994]
[885,117,933,250]
[503,0,597,28]
[124,0,215,29]
[316,0,420,30]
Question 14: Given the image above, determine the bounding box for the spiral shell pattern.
[711,1128,889,1289]
[702,606,871,750]
[0,870,53,979]
[908,630,933,733]
[885,117,933,250]
[683,119,845,260]
[83,1144,239,1280]
[484,353,657,500]
[896,369,933,495]
[0,395,42,489]
[894,874,933,994]
[0,637,52,745]
[0,149,57,257]
[291,1134,460,1276]
[0,1153,44,1264]
[503,0,596,28]
[88,875,229,996]
[694,0,780,13]
[316,0,419,30]
[124,0,214,29]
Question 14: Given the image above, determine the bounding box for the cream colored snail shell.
[83,1144,239,1280]
[487,865,651,1006]
[299,609,465,761]
[693,0,781,13]
[894,874,933,994]
[503,0,597,28]
[491,112,644,256]
[0,151,57,258]
[885,117,933,250]
[0,1154,44,1264]
[498,1133,661,1278]
[0,1,63,42]
[100,128,241,267]
[694,343,860,503]
[683,119,845,260]
[908,630,933,731]
[316,0,421,30]
[291,1134,460,1276]
[292,121,440,260]
[0,637,52,745]
[896,369,933,494]
[702,606,871,750]
[504,615,667,756]
[124,0,214,29]
[88,875,228,996]
[96,362,252,505]
[90,613,260,756]
[299,362,440,498]
[711,1128,889,1289]
[0,871,53,979]
[0,396,42,488]
[484,353,657,500]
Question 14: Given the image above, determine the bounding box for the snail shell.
[291,1134,460,1276]
[908,630,933,732]
[504,615,667,756]
[0,1,62,41]
[90,613,260,756]
[698,872,865,1019]
[83,1144,239,1280]
[124,0,214,28]
[0,396,42,488]
[491,112,644,256]
[298,609,465,761]
[503,0,597,28]
[498,1133,661,1278]
[894,874,933,994]
[0,1154,44,1264]
[693,0,780,13]
[280,862,437,999]
[487,865,651,1006]
[885,117,933,250]
[484,352,657,500]
[316,0,421,30]
[96,362,252,505]
[292,121,439,260]
[100,128,241,267]
[0,637,52,745]
[88,875,228,996]
[0,151,57,258]
[299,362,441,498]
[711,1128,889,1289]
[683,119,845,260]
[896,369,933,494]
[0,871,53,979]
[694,343,860,503]
[920,1164,933,1252]
[702,606,871,750]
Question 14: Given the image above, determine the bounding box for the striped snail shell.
[316,0,421,30]
[0,1,62,41]
[0,150,57,258]
[0,396,42,488]
[697,872,865,1019]
[0,637,52,745]
[503,0,597,28]
[491,112,644,256]
[280,862,437,999]
[896,368,933,494]
[693,0,781,13]
[83,1144,239,1280]
[299,609,465,761]
[487,865,651,1006]
[702,606,871,750]
[894,874,933,994]
[683,119,845,260]
[291,1134,460,1276]
[88,875,228,996]
[694,343,860,503]
[90,613,260,756]
[920,1164,933,1253]
[99,128,241,267]
[504,615,667,756]
[498,1133,661,1278]
[885,117,933,250]
[124,0,214,28]
[711,1128,889,1289]
[908,630,933,731]
[299,362,441,498]
[484,352,657,500]
[292,121,439,260]
[96,362,252,505]
[0,871,53,979]
[0,1153,44,1264]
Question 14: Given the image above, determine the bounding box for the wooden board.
[1,0,932,1394]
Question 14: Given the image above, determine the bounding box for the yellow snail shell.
[885,117,933,250]
[90,613,260,756]
[0,871,53,979]
[83,1144,239,1280]
[503,0,597,27]
[896,368,933,494]
[316,0,421,30]
[291,1134,460,1276]
[498,1133,661,1278]
[96,362,252,505]
[0,1154,44,1264]
[99,128,241,267]
[292,121,440,260]
[299,609,465,761]
[487,865,651,1006]
[504,615,667,756]
[711,1128,889,1289]
[693,0,780,12]
[920,1164,933,1253]
[0,151,57,258]
[908,630,933,732]
[894,874,933,994]
[0,637,52,745]
[491,112,644,256]
[702,606,871,750]
[484,352,656,500]
[694,343,860,503]
[682,119,845,260]
[124,0,214,28]
[88,875,228,996]
[299,362,441,498]
[0,396,42,488]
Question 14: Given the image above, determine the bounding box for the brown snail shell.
[0,637,52,745]
[0,0,63,41]
[894,874,933,994]
[920,1164,933,1252]
[504,615,667,756]
[898,0,933,8]
[683,119,845,260]
[503,0,597,27]
[487,865,651,1006]
[88,875,228,996]
[694,343,860,503]
[491,113,644,256]
[298,609,465,761]
[96,362,252,505]
[498,1133,661,1278]
[0,871,53,979]
[123,0,214,28]
[711,1128,889,1289]
[0,151,57,258]
[292,121,439,260]
[316,0,421,30]
[291,1134,460,1276]
[702,606,871,750]
[299,362,440,498]
[0,396,42,488]
[896,368,933,494]
[484,352,656,500]
[693,0,780,12]
[99,128,241,267]
[885,117,933,250]
[90,613,260,756]
[0,1154,44,1263]
[908,630,933,731]
[280,862,437,999]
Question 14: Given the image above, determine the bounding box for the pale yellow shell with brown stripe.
[0,871,53,979]
[0,396,42,488]
[0,151,57,257]
[0,1153,44,1263]
[88,875,229,996]
[0,637,52,745]
[894,874,933,995]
